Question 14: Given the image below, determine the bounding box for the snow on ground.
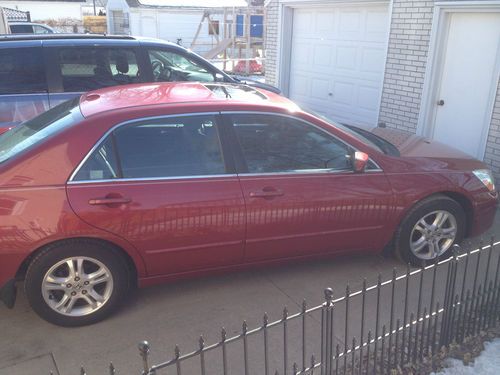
[432,338,500,375]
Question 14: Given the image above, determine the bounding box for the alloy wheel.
[409,210,457,260]
[41,256,114,317]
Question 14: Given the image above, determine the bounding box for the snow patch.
[432,338,500,375]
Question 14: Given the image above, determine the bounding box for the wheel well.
[439,191,473,237]
[15,237,138,287]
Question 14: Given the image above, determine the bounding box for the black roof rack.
[0,34,137,42]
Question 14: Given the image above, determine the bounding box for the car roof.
[79,82,297,118]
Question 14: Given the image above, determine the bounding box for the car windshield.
[307,110,398,155]
[0,97,82,164]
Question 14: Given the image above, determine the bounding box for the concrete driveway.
[0,209,498,375]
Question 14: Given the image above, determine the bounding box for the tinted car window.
[58,48,140,92]
[148,49,214,82]
[0,97,82,164]
[73,115,226,181]
[230,114,352,173]
[9,24,33,33]
[73,137,119,181]
[0,48,47,94]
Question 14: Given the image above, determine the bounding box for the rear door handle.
[249,188,284,198]
[88,197,131,205]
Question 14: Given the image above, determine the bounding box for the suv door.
[224,112,395,262]
[45,44,145,107]
[0,44,49,132]
[66,114,245,276]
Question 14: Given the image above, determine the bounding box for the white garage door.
[288,4,390,128]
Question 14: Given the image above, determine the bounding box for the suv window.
[73,115,226,181]
[230,114,352,174]
[0,48,47,94]
[33,25,52,34]
[9,24,33,33]
[58,48,140,92]
[148,49,215,82]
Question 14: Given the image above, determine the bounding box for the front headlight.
[473,169,496,192]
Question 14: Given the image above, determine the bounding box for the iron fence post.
[439,245,459,347]
[321,288,334,375]
[138,341,153,375]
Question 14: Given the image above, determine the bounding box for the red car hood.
[370,127,486,171]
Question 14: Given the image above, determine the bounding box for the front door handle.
[89,197,131,206]
[249,188,284,198]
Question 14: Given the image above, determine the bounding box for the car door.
[224,112,395,262]
[45,43,145,108]
[66,113,246,276]
[0,45,49,131]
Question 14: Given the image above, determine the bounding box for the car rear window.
[0,97,82,164]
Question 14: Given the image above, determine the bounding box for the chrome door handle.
[249,189,284,198]
[89,197,131,205]
[437,99,445,106]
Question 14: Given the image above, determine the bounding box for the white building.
[106,0,248,55]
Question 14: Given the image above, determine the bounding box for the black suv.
[0,34,278,131]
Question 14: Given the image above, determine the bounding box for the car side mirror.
[352,151,369,173]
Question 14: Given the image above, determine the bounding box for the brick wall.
[265,0,500,180]
[264,0,279,87]
[485,84,500,180]
[377,0,434,133]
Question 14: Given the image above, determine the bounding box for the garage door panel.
[358,85,381,111]
[366,10,390,42]
[289,4,389,128]
[335,45,358,70]
[338,10,362,39]
[310,78,330,100]
[360,47,386,74]
[312,44,334,67]
[316,11,336,35]
[289,74,310,97]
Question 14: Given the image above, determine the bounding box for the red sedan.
[0,83,497,326]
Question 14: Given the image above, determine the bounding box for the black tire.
[24,239,130,327]
[394,195,466,266]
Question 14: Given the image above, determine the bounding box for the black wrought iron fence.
[73,237,500,375]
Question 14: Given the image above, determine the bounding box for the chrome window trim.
[68,112,225,183]
[67,174,238,185]
[221,111,384,172]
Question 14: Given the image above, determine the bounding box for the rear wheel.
[25,239,130,326]
[395,195,466,266]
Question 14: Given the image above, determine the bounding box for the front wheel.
[394,195,466,266]
[25,239,130,326]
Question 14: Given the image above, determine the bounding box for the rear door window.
[73,115,227,181]
[0,47,47,94]
[57,47,140,92]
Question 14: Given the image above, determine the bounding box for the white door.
[288,4,390,128]
[432,12,500,159]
